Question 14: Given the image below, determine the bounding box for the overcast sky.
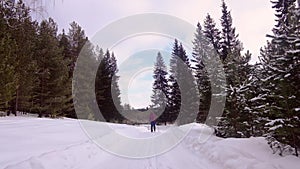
[31,0,276,108]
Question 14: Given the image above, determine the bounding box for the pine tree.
[242,61,268,137]
[0,1,98,119]
[65,22,89,118]
[109,52,123,122]
[73,39,97,120]
[229,51,255,138]
[95,50,123,122]
[96,50,112,121]
[1,0,39,115]
[178,43,199,124]
[192,23,212,123]
[259,0,300,156]
[168,39,181,123]
[33,18,70,117]
[217,50,252,137]
[151,52,169,123]
[68,21,87,75]
[167,75,181,123]
[220,0,242,61]
[214,1,254,138]
[0,33,16,114]
[0,1,14,113]
[58,29,75,118]
[204,14,222,57]
[59,29,72,76]
[192,22,227,126]
[168,39,199,125]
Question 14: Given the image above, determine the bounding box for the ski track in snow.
[1,117,299,169]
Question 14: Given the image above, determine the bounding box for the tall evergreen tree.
[33,18,70,117]
[0,0,102,120]
[225,51,253,137]
[215,1,253,138]
[169,39,199,125]
[0,0,38,115]
[151,52,168,123]
[59,29,72,75]
[239,60,268,137]
[109,52,123,121]
[0,1,15,113]
[192,23,212,123]
[168,39,181,123]
[73,39,97,120]
[192,22,227,126]
[63,22,88,118]
[0,33,16,114]
[203,14,222,57]
[68,21,87,75]
[259,0,300,156]
[220,0,242,61]
[95,50,123,122]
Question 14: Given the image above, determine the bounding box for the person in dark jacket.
[149,112,157,132]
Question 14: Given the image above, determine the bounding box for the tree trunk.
[15,86,19,116]
[292,130,298,156]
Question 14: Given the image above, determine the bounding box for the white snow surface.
[0,116,299,169]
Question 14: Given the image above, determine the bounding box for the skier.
[149,112,157,132]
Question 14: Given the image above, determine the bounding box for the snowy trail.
[0,117,223,169]
[1,117,299,169]
[3,137,223,169]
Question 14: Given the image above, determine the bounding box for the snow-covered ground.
[0,116,299,169]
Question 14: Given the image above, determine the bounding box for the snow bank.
[184,130,300,169]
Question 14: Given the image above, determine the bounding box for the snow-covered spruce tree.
[248,65,270,137]
[216,52,251,138]
[151,52,169,123]
[240,45,278,138]
[215,1,255,138]
[230,51,263,138]
[259,0,300,156]
[217,0,242,137]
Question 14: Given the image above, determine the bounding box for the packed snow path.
[0,117,299,169]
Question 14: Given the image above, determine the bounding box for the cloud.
[111,34,173,65]
[44,0,275,59]
[123,70,154,108]
[117,49,170,108]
